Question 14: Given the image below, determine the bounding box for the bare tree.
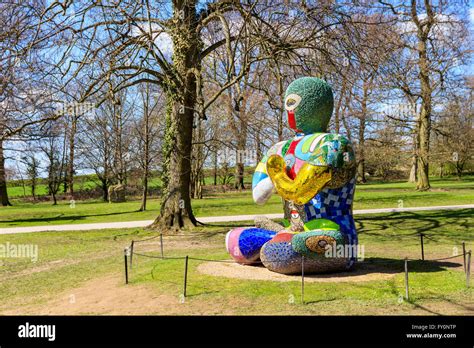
[39,120,67,205]
[380,0,471,190]
[135,83,162,211]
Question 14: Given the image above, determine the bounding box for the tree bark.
[0,140,11,206]
[334,74,348,134]
[152,0,199,230]
[413,0,432,191]
[152,92,197,230]
[101,178,109,202]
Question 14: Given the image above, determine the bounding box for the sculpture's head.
[284,77,334,134]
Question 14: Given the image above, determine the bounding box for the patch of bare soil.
[2,273,252,315]
[2,274,185,315]
[197,261,398,282]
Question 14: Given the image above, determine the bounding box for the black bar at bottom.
[0,316,471,346]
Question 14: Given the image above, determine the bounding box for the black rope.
[132,250,468,264]
[131,234,162,243]
[413,253,465,262]
[133,252,186,260]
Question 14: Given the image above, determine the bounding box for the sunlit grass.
[0,210,472,314]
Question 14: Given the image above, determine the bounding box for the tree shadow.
[304,257,462,280]
[304,297,338,305]
[1,210,140,225]
[356,209,473,242]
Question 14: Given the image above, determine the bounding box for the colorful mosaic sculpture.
[226,77,357,274]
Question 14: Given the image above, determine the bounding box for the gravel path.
[197,261,397,283]
[1,204,472,235]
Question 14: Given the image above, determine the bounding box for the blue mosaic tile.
[238,228,276,259]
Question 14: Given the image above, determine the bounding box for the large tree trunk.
[413,0,432,191]
[0,140,11,206]
[415,45,431,191]
[152,93,197,230]
[416,110,430,191]
[152,0,199,230]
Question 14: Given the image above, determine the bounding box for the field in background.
[0,210,472,315]
[1,176,473,228]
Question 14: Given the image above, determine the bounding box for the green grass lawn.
[0,210,472,315]
[1,176,473,228]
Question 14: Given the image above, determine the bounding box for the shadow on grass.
[356,209,473,242]
[302,257,461,281]
[0,210,141,225]
[397,294,474,316]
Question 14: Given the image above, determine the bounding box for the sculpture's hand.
[252,177,274,205]
[266,155,331,205]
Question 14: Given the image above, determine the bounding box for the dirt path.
[2,274,185,315]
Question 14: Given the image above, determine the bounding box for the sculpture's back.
[227,77,358,274]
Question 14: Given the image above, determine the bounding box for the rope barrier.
[131,249,468,264]
[127,230,470,285]
[131,234,162,243]
[408,253,466,262]
[133,252,186,260]
[125,231,472,302]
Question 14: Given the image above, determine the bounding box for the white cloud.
[130,22,173,58]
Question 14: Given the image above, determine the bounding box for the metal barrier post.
[467,251,471,288]
[404,257,409,300]
[160,234,164,259]
[462,242,466,273]
[184,255,189,297]
[420,233,425,261]
[301,256,305,304]
[130,241,134,269]
[124,248,129,284]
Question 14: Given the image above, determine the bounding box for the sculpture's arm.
[252,159,275,205]
[267,133,356,205]
[252,141,287,205]
[267,155,332,205]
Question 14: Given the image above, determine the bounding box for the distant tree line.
[0,1,472,231]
